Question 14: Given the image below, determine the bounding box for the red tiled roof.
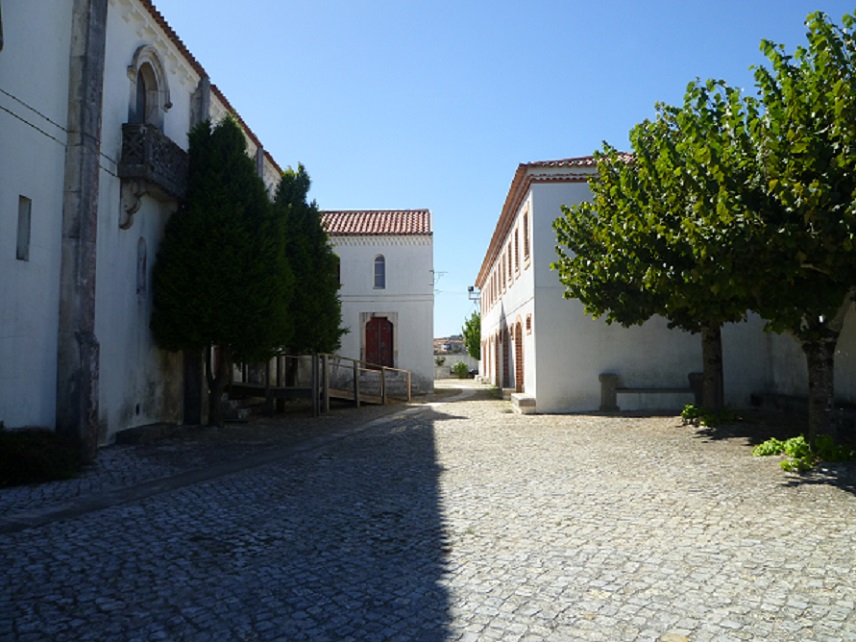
[321,210,432,236]
[523,154,633,168]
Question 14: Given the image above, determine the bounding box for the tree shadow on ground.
[694,409,856,498]
[692,408,807,446]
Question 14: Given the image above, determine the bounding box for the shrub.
[681,403,738,427]
[753,434,855,473]
[434,356,446,367]
[0,427,82,487]
[451,362,469,379]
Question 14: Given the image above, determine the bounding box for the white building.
[321,210,435,393]
[1,0,282,447]
[476,157,856,414]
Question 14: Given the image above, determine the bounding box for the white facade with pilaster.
[1,0,283,441]
[475,158,852,414]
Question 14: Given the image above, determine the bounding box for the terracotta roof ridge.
[319,208,431,214]
[321,210,433,236]
[524,153,633,168]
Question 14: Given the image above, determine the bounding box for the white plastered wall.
[92,0,204,440]
[332,235,435,393]
[521,175,771,413]
[0,0,73,428]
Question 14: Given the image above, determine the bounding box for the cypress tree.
[274,164,345,382]
[151,118,293,426]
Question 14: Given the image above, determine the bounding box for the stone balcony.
[117,123,188,228]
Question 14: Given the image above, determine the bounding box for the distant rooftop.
[321,210,432,236]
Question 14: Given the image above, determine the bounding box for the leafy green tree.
[553,79,757,410]
[151,118,292,426]
[741,10,856,443]
[274,164,345,379]
[462,311,481,360]
[555,10,856,442]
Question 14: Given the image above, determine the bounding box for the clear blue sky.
[153,0,854,337]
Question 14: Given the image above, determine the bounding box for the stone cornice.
[330,235,432,247]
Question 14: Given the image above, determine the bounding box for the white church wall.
[0,0,73,428]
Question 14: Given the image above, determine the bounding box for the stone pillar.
[599,373,619,412]
[255,147,265,178]
[56,0,108,463]
[191,76,211,127]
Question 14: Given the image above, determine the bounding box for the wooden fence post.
[322,354,330,413]
[311,354,319,417]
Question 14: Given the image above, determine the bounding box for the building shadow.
[245,405,455,640]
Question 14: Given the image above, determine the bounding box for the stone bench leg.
[599,373,619,412]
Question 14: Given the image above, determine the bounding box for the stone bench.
[599,372,702,412]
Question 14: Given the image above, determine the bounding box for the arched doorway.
[502,327,510,389]
[494,332,500,387]
[365,316,394,367]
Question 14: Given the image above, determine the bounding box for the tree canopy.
[151,117,292,425]
[743,10,856,441]
[462,311,481,360]
[553,80,757,409]
[553,10,856,441]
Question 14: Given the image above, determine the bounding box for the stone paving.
[2,380,856,641]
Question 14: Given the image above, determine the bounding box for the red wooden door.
[366,317,394,367]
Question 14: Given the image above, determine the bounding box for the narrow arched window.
[374,255,386,289]
[133,72,147,124]
[127,47,171,129]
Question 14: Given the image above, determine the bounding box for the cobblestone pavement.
[2,380,856,641]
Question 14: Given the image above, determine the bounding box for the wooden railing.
[324,354,412,408]
[230,353,412,417]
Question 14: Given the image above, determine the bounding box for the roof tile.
[321,210,432,236]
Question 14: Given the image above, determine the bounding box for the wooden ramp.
[327,387,383,406]
[229,353,411,416]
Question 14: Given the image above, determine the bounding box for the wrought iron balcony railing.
[117,123,188,228]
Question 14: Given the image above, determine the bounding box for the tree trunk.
[794,290,853,447]
[701,323,724,410]
[285,354,299,388]
[205,346,232,428]
[803,337,838,445]
[183,349,204,425]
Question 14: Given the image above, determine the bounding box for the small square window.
[17,196,32,261]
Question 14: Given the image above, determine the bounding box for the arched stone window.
[127,45,171,128]
[374,254,386,289]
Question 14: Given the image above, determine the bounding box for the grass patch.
[0,427,83,488]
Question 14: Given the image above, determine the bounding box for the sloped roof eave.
[475,158,596,288]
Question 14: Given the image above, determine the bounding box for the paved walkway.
[2,380,856,641]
